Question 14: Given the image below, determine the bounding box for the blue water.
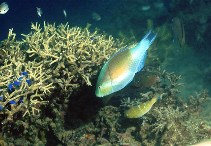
[0,0,122,40]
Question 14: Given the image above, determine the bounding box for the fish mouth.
[95,90,103,97]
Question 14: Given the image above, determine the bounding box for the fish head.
[95,79,113,97]
[95,65,113,97]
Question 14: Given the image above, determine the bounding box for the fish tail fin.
[134,31,157,72]
[138,31,157,51]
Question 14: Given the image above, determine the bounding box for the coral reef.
[0,6,211,144]
[120,67,211,145]
[0,22,125,145]
[21,22,123,94]
[0,30,54,124]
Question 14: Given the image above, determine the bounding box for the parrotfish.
[95,31,156,97]
[125,94,159,118]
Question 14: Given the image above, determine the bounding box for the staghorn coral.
[21,22,124,94]
[0,22,125,145]
[150,106,190,145]
[0,31,54,124]
[0,61,54,121]
[147,102,211,145]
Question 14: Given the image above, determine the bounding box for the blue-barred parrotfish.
[95,31,156,97]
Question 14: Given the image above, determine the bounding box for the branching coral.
[0,28,54,125]
[0,21,124,122]
[0,22,126,145]
[120,67,211,145]
[0,57,54,123]
[150,106,189,145]
[21,22,124,94]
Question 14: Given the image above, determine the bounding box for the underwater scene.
[0,0,211,145]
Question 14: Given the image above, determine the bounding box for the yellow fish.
[95,31,156,97]
[125,94,159,118]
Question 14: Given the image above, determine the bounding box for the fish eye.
[98,86,101,89]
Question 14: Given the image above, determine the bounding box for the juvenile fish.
[125,94,159,118]
[95,31,156,97]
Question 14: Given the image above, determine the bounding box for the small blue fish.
[95,31,156,97]
[9,100,16,105]
[0,96,3,101]
[26,79,31,85]
[0,105,3,110]
[21,71,28,77]
[13,80,21,87]
[18,76,23,81]
[8,83,14,91]
[18,97,24,103]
